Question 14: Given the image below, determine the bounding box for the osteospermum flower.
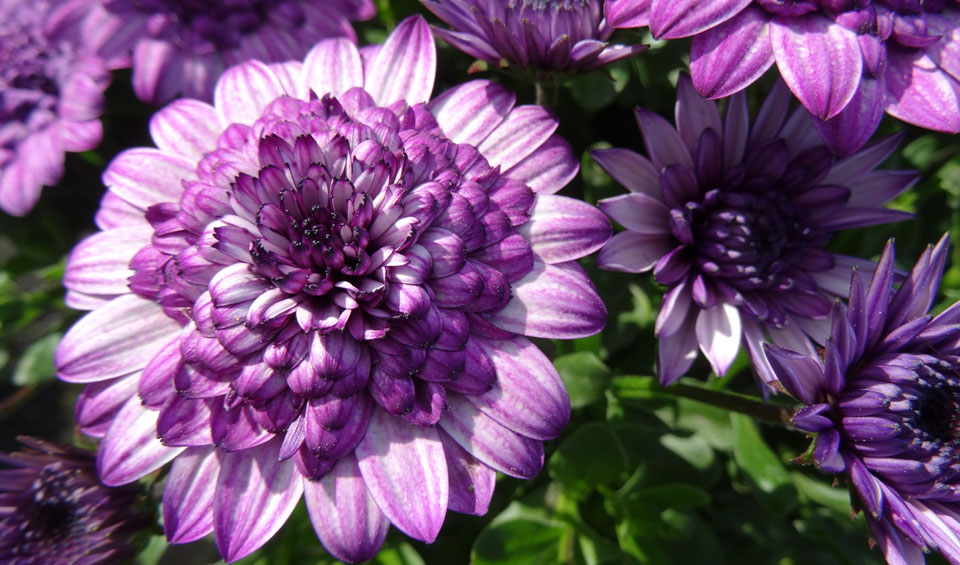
[765,234,960,564]
[0,0,110,215]
[0,437,148,564]
[605,0,960,155]
[56,16,611,563]
[83,0,375,104]
[593,75,915,388]
[420,0,647,73]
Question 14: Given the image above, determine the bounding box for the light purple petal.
[690,7,774,99]
[163,446,220,543]
[303,454,391,563]
[478,106,559,173]
[658,312,700,385]
[502,135,578,195]
[694,302,742,376]
[847,170,919,207]
[102,148,196,210]
[366,16,436,106]
[302,38,364,99]
[487,261,606,339]
[355,409,448,543]
[518,195,611,264]
[98,397,184,485]
[150,99,221,161]
[131,39,178,104]
[468,336,570,441]
[95,190,146,231]
[651,0,751,39]
[213,60,286,126]
[597,231,675,273]
[440,393,545,479]
[75,374,139,438]
[769,14,862,120]
[590,148,660,196]
[885,51,960,133]
[428,80,516,146]
[634,108,694,170]
[57,295,181,383]
[605,0,651,29]
[763,343,824,404]
[598,193,670,234]
[675,74,723,152]
[813,76,886,157]
[64,226,152,298]
[438,429,496,516]
[214,439,304,562]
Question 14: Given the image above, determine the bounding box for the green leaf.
[566,63,630,111]
[609,375,672,401]
[624,483,710,511]
[12,332,61,386]
[555,352,611,409]
[375,542,426,565]
[731,413,797,516]
[659,434,715,470]
[791,471,852,515]
[472,517,567,565]
[549,422,626,497]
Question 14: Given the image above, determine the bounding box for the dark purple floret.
[0,438,148,565]
[767,235,960,564]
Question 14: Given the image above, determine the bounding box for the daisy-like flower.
[604,0,960,155]
[0,437,148,565]
[56,16,611,563]
[593,74,915,388]
[0,0,110,215]
[420,0,647,74]
[81,0,375,104]
[765,234,960,565]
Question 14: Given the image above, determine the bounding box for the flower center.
[20,466,83,544]
[911,361,960,446]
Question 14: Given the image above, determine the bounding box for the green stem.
[668,384,796,427]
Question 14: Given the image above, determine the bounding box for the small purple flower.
[56,15,611,563]
[605,0,960,155]
[0,0,110,215]
[765,234,960,565]
[420,0,647,73]
[0,437,148,565]
[85,0,375,104]
[593,75,915,388]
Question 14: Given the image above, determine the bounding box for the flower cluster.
[56,16,610,562]
[593,74,915,388]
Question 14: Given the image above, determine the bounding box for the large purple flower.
[765,235,960,564]
[420,0,647,73]
[605,0,960,155]
[78,0,375,104]
[55,16,611,563]
[0,437,148,564]
[0,0,110,215]
[593,75,915,388]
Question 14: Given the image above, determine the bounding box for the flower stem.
[669,383,796,427]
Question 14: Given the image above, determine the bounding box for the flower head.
[593,75,915,388]
[0,0,110,215]
[0,437,148,565]
[765,234,960,565]
[56,16,611,563]
[605,0,960,154]
[421,0,647,73]
[90,0,375,104]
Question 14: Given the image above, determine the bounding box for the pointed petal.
[597,231,674,273]
[651,0,751,39]
[813,76,886,157]
[675,73,723,152]
[355,409,448,543]
[634,108,693,170]
[428,80,515,146]
[694,302,742,376]
[478,106,559,173]
[214,439,304,562]
[690,7,774,99]
[590,148,660,197]
[303,454,391,563]
[302,38,364,99]
[366,16,436,106]
[658,312,700,385]
[503,135,578,195]
[163,446,220,543]
[885,51,960,132]
[438,429,496,516]
[518,194,611,264]
[763,343,825,404]
[98,397,184,485]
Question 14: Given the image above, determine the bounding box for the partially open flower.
[593,75,915,388]
[0,0,110,215]
[84,0,375,104]
[766,234,960,565]
[0,437,148,564]
[421,0,647,74]
[605,0,960,155]
[56,15,611,563]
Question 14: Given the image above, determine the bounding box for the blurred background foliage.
[2,0,957,563]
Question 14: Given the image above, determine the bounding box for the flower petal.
[438,429,496,516]
[163,446,220,543]
[428,80,516,146]
[478,106,559,173]
[597,231,675,273]
[690,7,774,99]
[301,38,364,99]
[64,226,152,298]
[650,0,751,39]
[590,148,660,197]
[763,343,825,404]
[98,397,184,485]
[503,135,578,195]
[518,194,611,264]
[694,302,742,376]
[149,99,220,161]
[885,51,960,133]
[366,15,436,106]
[355,409,448,543]
[102,148,196,210]
[213,60,286,126]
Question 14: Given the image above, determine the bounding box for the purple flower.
[605,0,960,155]
[0,0,110,216]
[84,0,375,104]
[765,234,960,565]
[0,437,148,565]
[420,0,647,73]
[55,15,611,563]
[593,74,915,388]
